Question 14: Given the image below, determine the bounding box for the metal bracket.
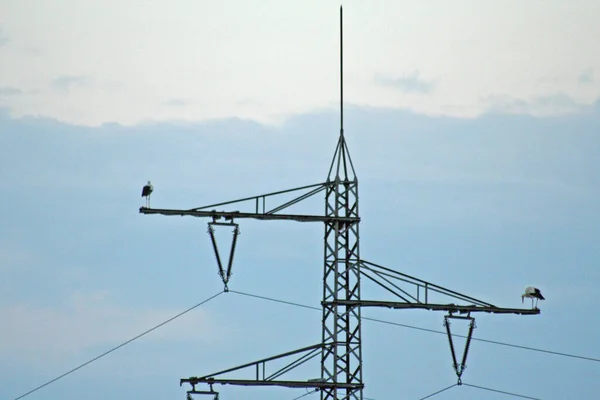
[443,313,476,384]
[187,388,219,400]
[207,219,240,291]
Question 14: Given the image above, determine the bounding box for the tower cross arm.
[181,378,363,390]
[138,181,359,223]
[139,207,359,223]
[178,343,365,393]
[323,300,541,315]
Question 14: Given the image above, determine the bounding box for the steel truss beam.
[140,206,358,224]
[139,181,359,224]
[323,300,540,315]
[355,260,540,315]
[180,343,363,392]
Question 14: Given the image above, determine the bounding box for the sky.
[1,1,600,399]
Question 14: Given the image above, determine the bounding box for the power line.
[344,382,540,400]
[462,382,542,399]
[13,291,224,400]
[10,288,584,400]
[291,388,319,400]
[365,316,600,363]
[231,290,319,311]
[230,290,600,363]
[417,383,457,399]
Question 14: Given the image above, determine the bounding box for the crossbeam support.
[360,260,495,307]
[140,207,359,224]
[322,300,541,315]
[183,379,362,390]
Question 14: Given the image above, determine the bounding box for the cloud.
[0,86,22,96]
[1,102,598,230]
[52,75,91,92]
[374,71,437,94]
[579,68,594,84]
[0,28,8,47]
[482,92,587,116]
[161,98,191,107]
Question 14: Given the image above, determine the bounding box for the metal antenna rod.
[340,5,344,135]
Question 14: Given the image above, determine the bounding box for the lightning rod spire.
[340,5,344,136]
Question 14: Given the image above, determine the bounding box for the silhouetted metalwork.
[139,6,539,400]
[207,220,239,291]
[444,314,476,385]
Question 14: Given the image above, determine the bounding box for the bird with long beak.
[141,181,154,207]
[521,286,545,309]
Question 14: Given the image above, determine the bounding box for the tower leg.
[321,177,362,400]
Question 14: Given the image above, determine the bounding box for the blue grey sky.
[2,103,599,399]
[1,1,600,400]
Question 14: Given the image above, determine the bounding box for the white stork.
[521,286,545,309]
[141,181,153,207]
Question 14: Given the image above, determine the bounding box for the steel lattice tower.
[322,125,361,400]
[321,11,362,398]
[139,7,539,400]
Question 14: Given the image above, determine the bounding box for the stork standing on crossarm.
[522,286,545,309]
[141,181,153,207]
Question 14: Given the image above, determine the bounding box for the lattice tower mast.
[139,7,539,400]
[320,7,362,400]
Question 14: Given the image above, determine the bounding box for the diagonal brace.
[361,260,495,307]
[180,342,364,391]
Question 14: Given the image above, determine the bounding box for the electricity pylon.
[139,7,539,400]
